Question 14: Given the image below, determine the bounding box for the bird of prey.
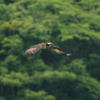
[23,42,71,56]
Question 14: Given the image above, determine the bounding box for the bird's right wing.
[47,45,67,55]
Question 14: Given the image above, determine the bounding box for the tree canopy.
[0,0,100,100]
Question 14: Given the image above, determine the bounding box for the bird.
[23,42,71,56]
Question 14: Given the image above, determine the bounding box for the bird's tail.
[66,53,71,56]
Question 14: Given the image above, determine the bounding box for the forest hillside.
[0,0,100,100]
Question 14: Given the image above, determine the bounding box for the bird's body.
[23,42,71,56]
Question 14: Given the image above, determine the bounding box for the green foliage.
[67,59,89,76]
[86,54,100,80]
[0,71,29,87]
[75,76,100,100]
[0,97,6,100]
[0,0,100,100]
[24,89,56,100]
[0,67,8,75]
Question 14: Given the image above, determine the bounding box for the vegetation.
[0,0,100,100]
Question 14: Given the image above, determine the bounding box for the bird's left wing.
[23,43,44,55]
[23,47,40,55]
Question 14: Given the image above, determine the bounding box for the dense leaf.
[0,0,100,100]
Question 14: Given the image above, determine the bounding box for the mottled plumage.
[23,42,71,56]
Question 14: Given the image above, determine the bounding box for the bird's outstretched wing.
[23,43,43,55]
[47,45,67,55]
[23,47,40,55]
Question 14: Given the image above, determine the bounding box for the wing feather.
[23,48,40,55]
[23,43,45,55]
[47,46,66,55]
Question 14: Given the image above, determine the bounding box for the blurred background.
[0,0,100,100]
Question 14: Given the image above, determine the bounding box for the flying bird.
[23,42,71,56]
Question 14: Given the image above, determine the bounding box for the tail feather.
[66,53,71,56]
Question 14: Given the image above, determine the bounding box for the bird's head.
[46,42,53,47]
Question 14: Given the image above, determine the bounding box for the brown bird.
[23,42,71,56]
